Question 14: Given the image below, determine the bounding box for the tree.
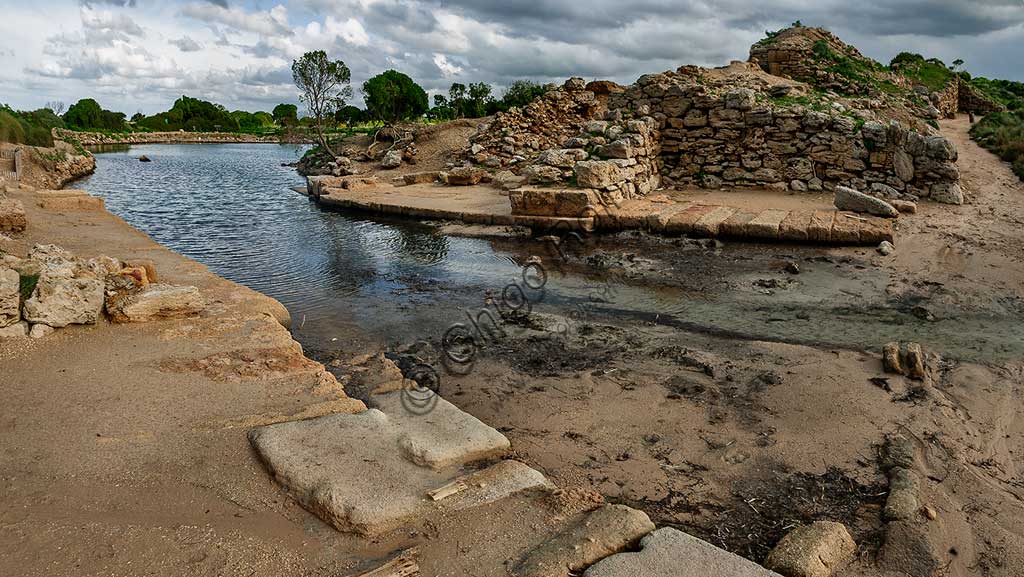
[951,58,965,72]
[292,50,352,156]
[64,98,104,130]
[362,70,429,125]
[335,105,366,126]
[500,80,546,110]
[467,82,494,118]
[272,103,299,126]
[45,101,66,116]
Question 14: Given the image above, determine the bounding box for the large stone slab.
[833,186,898,218]
[765,521,856,577]
[745,209,790,240]
[250,396,543,536]
[512,505,655,577]
[105,283,205,323]
[584,528,782,577]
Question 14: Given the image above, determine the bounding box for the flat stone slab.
[512,504,655,577]
[369,392,511,470]
[250,395,543,536]
[584,528,782,577]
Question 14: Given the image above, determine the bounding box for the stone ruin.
[465,29,975,213]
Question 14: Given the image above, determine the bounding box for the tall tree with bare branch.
[292,50,352,157]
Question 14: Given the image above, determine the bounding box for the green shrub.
[971,111,1024,182]
[0,110,26,144]
[19,274,39,302]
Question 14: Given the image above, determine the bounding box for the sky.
[2,0,1023,116]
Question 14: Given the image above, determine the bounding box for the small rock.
[834,186,899,218]
[381,150,402,169]
[29,324,54,339]
[905,342,926,380]
[877,241,895,256]
[882,342,904,375]
[0,267,19,328]
[891,199,917,214]
[785,262,800,274]
[445,166,485,186]
[0,320,29,338]
[884,468,920,521]
[765,521,856,577]
[923,505,938,520]
[138,155,152,162]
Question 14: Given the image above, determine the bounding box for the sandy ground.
[2,114,1023,576]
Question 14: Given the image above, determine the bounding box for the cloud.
[170,35,202,52]
[179,2,291,36]
[3,0,1023,117]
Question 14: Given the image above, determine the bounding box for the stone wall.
[608,72,963,203]
[958,80,1005,115]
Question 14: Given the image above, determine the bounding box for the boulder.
[538,149,588,168]
[878,241,896,256]
[574,160,625,189]
[834,186,899,218]
[765,521,856,577]
[0,267,19,328]
[929,182,964,205]
[445,166,485,186]
[22,274,105,328]
[0,198,27,233]
[905,342,926,380]
[381,150,402,169]
[893,149,915,182]
[882,341,904,374]
[105,283,205,323]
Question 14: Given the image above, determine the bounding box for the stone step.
[249,392,550,536]
[583,528,782,577]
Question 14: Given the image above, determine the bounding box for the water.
[77,144,526,350]
[78,143,1024,363]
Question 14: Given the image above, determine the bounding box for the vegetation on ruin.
[889,53,954,92]
[969,77,1024,111]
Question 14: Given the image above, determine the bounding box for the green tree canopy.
[64,98,104,130]
[335,105,367,126]
[363,70,429,124]
[272,103,299,125]
[292,50,352,155]
[500,80,546,110]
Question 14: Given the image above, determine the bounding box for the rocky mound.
[462,78,619,171]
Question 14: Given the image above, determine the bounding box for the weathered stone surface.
[575,161,625,189]
[891,199,917,214]
[381,150,402,169]
[930,182,964,205]
[893,149,915,182]
[807,211,835,243]
[510,189,597,218]
[105,283,205,323]
[720,211,759,238]
[745,209,790,239]
[883,342,905,375]
[35,190,105,211]
[884,467,920,521]
[905,342,926,380]
[0,321,28,338]
[369,392,511,470]
[0,198,27,233]
[878,240,896,255]
[512,505,655,577]
[28,324,54,339]
[666,205,716,235]
[830,213,862,244]
[402,171,440,185]
[584,528,782,577]
[446,166,485,186]
[765,521,856,577]
[22,274,104,328]
[692,206,737,237]
[0,267,19,328]
[834,186,898,217]
[779,211,814,242]
[250,402,547,535]
[538,149,588,168]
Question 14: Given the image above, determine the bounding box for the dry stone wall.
[608,71,963,202]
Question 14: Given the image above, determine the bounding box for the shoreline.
[53,128,312,146]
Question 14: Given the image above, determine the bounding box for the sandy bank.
[0,185,374,576]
